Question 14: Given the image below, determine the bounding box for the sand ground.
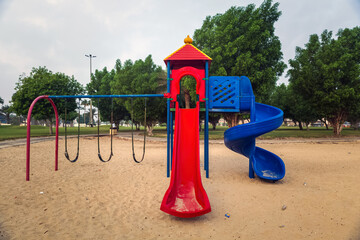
[0,136,359,240]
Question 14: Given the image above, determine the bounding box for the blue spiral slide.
[209,76,285,181]
[224,103,285,180]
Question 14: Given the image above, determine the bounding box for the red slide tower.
[160,36,212,218]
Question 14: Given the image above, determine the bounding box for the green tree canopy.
[270,83,318,130]
[111,55,167,135]
[11,66,84,133]
[86,66,130,128]
[0,105,12,124]
[287,27,360,135]
[193,0,286,103]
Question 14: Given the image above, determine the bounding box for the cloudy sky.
[0,0,359,104]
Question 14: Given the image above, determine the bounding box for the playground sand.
[0,137,359,240]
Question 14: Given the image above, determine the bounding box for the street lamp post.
[85,54,96,127]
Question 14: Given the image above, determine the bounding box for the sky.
[0,0,359,105]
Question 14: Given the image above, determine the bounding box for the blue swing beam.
[48,94,164,98]
[49,93,210,179]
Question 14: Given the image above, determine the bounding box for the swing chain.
[97,98,114,162]
[64,98,80,163]
[131,97,147,163]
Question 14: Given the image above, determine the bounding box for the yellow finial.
[184,35,193,44]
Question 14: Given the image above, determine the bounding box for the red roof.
[164,44,212,62]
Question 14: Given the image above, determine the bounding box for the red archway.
[26,95,59,181]
[169,66,205,103]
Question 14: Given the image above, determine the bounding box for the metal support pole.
[48,94,165,98]
[166,61,171,177]
[204,61,209,178]
[249,95,256,178]
[170,109,173,169]
[90,99,93,127]
[26,95,59,181]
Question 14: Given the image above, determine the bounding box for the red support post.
[26,95,59,181]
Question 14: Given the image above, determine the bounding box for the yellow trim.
[190,44,212,60]
[164,44,212,61]
[164,44,187,61]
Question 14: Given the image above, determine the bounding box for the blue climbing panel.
[208,76,255,113]
[208,76,240,112]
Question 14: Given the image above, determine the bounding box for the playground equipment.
[64,99,80,162]
[208,76,285,180]
[131,98,147,163]
[26,94,162,181]
[25,35,285,219]
[96,98,114,162]
[160,37,212,217]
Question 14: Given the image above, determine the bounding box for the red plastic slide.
[161,102,211,218]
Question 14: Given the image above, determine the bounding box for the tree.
[80,99,89,125]
[1,105,12,124]
[193,0,286,127]
[270,83,318,130]
[111,55,167,136]
[179,75,197,109]
[209,113,221,130]
[348,107,360,130]
[86,66,130,128]
[0,97,6,123]
[11,67,84,133]
[287,27,360,136]
[288,86,318,130]
[269,84,291,119]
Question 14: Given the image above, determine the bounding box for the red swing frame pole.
[26,95,59,181]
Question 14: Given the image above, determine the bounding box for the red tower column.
[161,36,212,218]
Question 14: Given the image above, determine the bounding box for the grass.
[0,125,130,141]
[152,126,360,140]
[260,126,360,139]
[1,125,360,141]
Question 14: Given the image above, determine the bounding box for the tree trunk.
[320,119,329,130]
[223,113,239,128]
[146,125,154,136]
[6,113,10,124]
[332,122,343,136]
[239,114,245,124]
[328,111,346,136]
[298,121,303,130]
[211,122,216,130]
[184,89,191,109]
[306,122,310,131]
[115,120,120,130]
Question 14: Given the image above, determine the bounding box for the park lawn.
[1,125,360,141]
[151,126,360,140]
[0,125,131,141]
[260,126,360,139]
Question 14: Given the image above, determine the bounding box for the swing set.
[62,97,147,163]
[26,94,159,181]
